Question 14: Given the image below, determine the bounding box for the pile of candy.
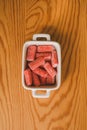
[24,45,58,86]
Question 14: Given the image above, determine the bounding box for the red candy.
[44,62,57,78]
[33,67,48,78]
[37,45,54,52]
[32,72,40,86]
[52,50,58,67]
[24,69,32,85]
[28,57,45,70]
[47,75,55,84]
[36,52,51,61]
[26,45,36,61]
[40,77,46,85]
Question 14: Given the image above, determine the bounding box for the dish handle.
[32,90,50,98]
[33,34,50,41]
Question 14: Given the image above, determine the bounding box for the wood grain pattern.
[0,0,87,130]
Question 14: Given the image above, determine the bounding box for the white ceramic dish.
[22,34,61,98]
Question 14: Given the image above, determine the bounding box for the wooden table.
[0,0,87,130]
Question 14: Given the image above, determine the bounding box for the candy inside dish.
[22,34,61,98]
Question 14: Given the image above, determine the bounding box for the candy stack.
[24,45,58,86]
